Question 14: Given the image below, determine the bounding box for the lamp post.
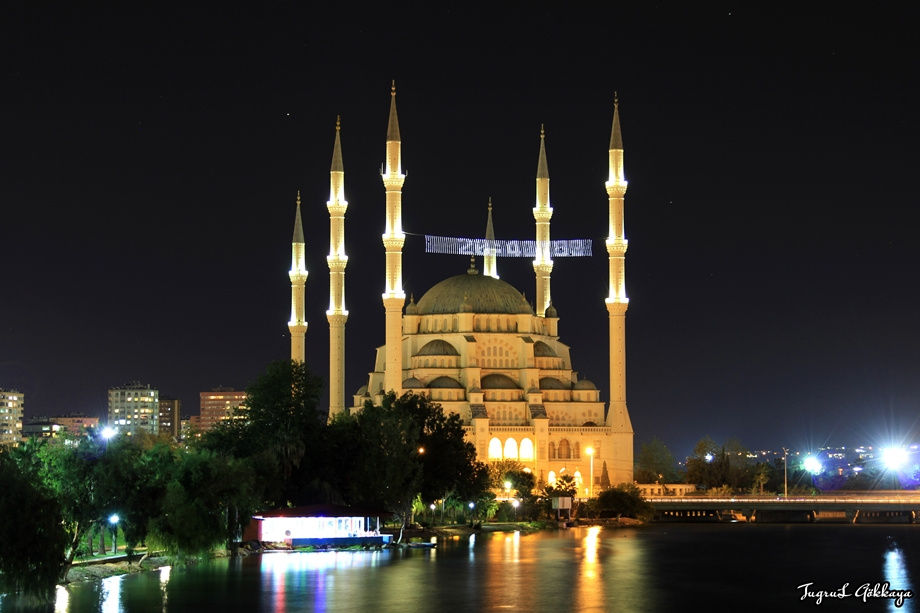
[782,447,790,498]
[586,447,595,498]
[109,514,119,555]
[504,480,512,500]
[512,499,519,521]
[430,503,436,525]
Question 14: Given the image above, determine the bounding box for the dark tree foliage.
[147,450,259,560]
[0,449,68,601]
[338,393,488,538]
[635,436,681,483]
[595,483,654,521]
[197,359,324,506]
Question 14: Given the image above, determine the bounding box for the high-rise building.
[311,86,634,487]
[107,382,159,436]
[158,397,181,438]
[199,387,247,432]
[0,388,24,445]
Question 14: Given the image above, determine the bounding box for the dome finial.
[467,255,478,274]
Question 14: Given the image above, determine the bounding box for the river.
[3,524,918,611]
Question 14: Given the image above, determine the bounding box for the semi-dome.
[481,373,520,389]
[402,377,425,388]
[415,339,460,356]
[428,376,464,389]
[574,378,597,390]
[539,377,568,390]
[533,341,557,357]
[416,271,533,315]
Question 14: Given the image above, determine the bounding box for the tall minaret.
[483,199,499,279]
[289,192,308,363]
[326,117,348,416]
[381,82,406,394]
[604,95,634,461]
[533,126,553,317]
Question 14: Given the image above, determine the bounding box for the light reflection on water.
[4,525,920,612]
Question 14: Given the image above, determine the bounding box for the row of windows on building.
[486,437,597,462]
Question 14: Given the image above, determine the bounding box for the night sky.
[3,5,918,459]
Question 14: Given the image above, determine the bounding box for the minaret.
[604,94,634,472]
[483,198,499,279]
[326,117,348,416]
[289,192,308,363]
[381,82,406,394]
[533,126,553,317]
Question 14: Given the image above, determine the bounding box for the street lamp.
[504,481,512,499]
[586,447,595,498]
[782,447,791,497]
[430,503,436,525]
[512,499,519,521]
[109,514,119,555]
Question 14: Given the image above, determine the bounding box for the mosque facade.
[293,85,634,490]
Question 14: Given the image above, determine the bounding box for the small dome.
[415,339,460,357]
[428,376,463,389]
[481,373,520,389]
[527,387,541,394]
[355,385,368,396]
[582,421,598,427]
[539,377,568,390]
[416,272,532,315]
[546,303,558,318]
[533,341,557,357]
[574,379,597,390]
[402,377,424,389]
[405,294,418,315]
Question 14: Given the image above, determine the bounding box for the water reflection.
[884,540,913,613]
[6,525,920,612]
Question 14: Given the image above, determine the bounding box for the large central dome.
[415,271,533,315]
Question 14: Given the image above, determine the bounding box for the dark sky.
[3,5,918,459]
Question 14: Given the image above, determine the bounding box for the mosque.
[288,84,634,490]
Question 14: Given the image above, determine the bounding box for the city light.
[803,456,823,474]
[882,447,909,471]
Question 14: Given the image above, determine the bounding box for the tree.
[595,483,654,521]
[0,448,68,601]
[147,450,258,560]
[198,359,325,506]
[340,393,488,541]
[685,436,721,489]
[37,431,126,580]
[348,396,424,541]
[635,437,681,483]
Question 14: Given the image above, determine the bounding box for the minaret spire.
[381,81,406,395]
[533,125,553,316]
[483,198,499,279]
[327,116,349,417]
[604,93,634,483]
[289,191,308,363]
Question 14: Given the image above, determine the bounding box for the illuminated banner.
[424,236,592,257]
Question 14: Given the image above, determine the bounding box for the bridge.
[645,495,920,523]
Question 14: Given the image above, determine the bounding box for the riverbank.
[64,555,173,584]
[59,520,642,585]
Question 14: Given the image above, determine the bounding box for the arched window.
[503,438,518,459]
[488,438,503,460]
[548,441,556,459]
[558,439,571,459]
[520,438,534,461]
[574,470,583,488]
[547,470,557,485]
[573,442,581,459]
